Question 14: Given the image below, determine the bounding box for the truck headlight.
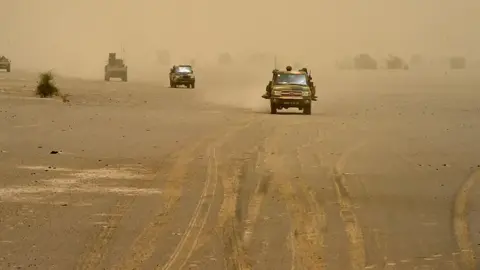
[273,90,281,96]
[302,91,310,97]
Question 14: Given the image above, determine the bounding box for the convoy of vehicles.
[169,65,195,88]
[9,49,471,118]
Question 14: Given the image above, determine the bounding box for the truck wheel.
[172,83,177,88]
[303,104,312,115]
[7,66,10,72]
[191,82,195,89]
[270,103,277,114]
[104,75,110,81]
[122,75,128,82]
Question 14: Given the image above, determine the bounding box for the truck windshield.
[176,66,193,73]
[275,73,308,86]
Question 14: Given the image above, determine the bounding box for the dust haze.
[1,0,479,109]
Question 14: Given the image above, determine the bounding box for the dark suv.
[169,65,195,88]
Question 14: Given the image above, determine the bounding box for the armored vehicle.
[0,56,11,72]
[354,54,377,70]
[262,68,316,115]
[169,65,195,88]
[104,53,128,81]
[386,55,409,70]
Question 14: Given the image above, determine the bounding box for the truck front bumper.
[271,97,311,108]
[173,78,195,84]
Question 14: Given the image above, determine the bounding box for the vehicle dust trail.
[452,169,479,270]
[202,82,269,113]
[115,117,259,270]
[265,126,327,270]
[331,142,367,270]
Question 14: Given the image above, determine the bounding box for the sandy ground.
[1,68,480,270]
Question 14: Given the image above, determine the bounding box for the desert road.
[1,69,480,270]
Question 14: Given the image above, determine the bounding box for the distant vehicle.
[169,65,195,88]
[386,55,409,70]
[449,57,466,70]
[104,53,128,82]
[262,68,316,115]
[354,54,377,70]
[0,56,11,72]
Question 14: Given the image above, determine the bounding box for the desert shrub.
[35,71,59,98]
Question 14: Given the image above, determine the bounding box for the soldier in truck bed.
[262,68,279,98]
[299,67,317,99]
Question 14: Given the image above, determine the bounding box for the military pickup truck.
[262,69,316,115]
[0,56,11,72]
[104,53,128,81]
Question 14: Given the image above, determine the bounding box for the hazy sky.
[1,0,479,75]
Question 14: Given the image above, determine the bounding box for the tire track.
[116,117,260,270]
[293,146,327,254]
[242,165,269,248]
[216,123,274,270]
[452,169,479,270]
[163,147,219,270]
[331,142,367,270]
[75,150,192,270]
[111,136,212,270]
[266,126,326,270]
[159,119,264,270]
[276,175,325,270]
[179,140,271,260]
[217,157,249,270]
[219,141,270,269]
[75,200,132,270]
[228,148,269,270]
